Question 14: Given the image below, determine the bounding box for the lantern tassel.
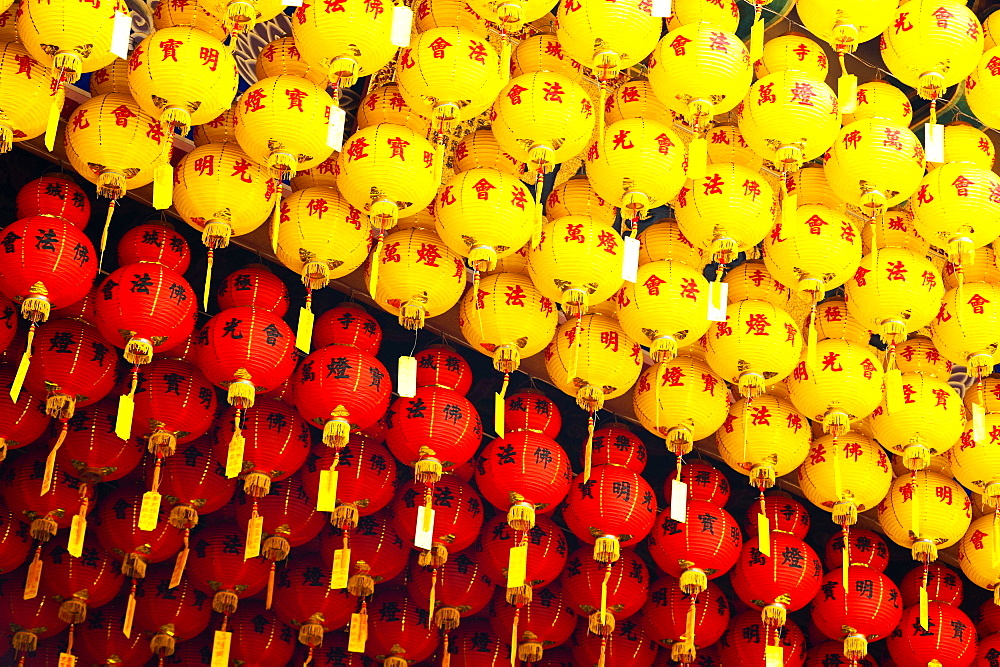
[680,567,707,596]
[434,606,461,631]
[598,635,607,667]
[270,184,281,256]
[368,230,384,298]
[441,631,452,667]
[204,248,215,311]
[509,607,520,666]
[583,413,594,483]
[266,562,275,610]
[762,601,787,628]
[594,535,619,563]
[99,200,117,270]
[44,77,65,152]
[843,634,867,660]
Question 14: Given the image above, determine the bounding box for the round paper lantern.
[666,459,730,506]
[948,412,1000,510]
[931,282,1000,374]
[588,424,646,473]
[413,345,472,394]
[186,524,271,613]
[824,529,890,573]
[965,46,1000,131]
[716,395,811,489]
[510,33,583,81]
[886,601,977,667]
[39,537,124,624]
[16,174,91,228]
[901,562,963,608]
[571,614,657,667]
[89,58,130,95]
[301,434,397,528]
[153,434,236,529]
[129,357,217,457]
[408,549,493,629]
[813,298,871,346]
[55,397,143,484]
[722,260,796,308]
[555,0,659,81]
[478,514,568,595]
[216,265,289,316]
[0,363,49,459]
[313,303,382,355]
[0,498,32,574]
[255,35,327,86]
[16,0,125,79]
[0,589,68,653]
[94,485,184,577]
[562,545,648,631]
[632,356,729,451]
[446,618,508,667]
[642,576,729,660]
[894,335,952,378]
[234,475,326,566]
[647,499,742,594]
[944,245,1000,290]
[227,601,296,666]
[320,510,410,597]
[797,432,892,525]
[668,0,739,31]
[2,450,94,543]
[452,128,528,178]
[273,552,354,648]
[152,0,226,38]
[503,389,561,438]
[746,495,811,540]
[731,533,823,628]
[878,470,971,561]
[390,477,485,560]
[811,565,902,659]
[959,512,1000,602]
[192,102,237,146]
[356,83,429,133]
[719,611,807,667]
[365,587,439,665]
[636,220,704,268]
[927,122,995,171]
[795,1,896,57]
[291,154,340,190]
[290,0,394,88]
[489,584,577,663]
[910,163,1000,265]
[133,565,213,658]
[603,80,670,127]
[116,222,190,273]
[843,80,913,126]
[545,176,616,225]
[754,32,828,80]
[75,602,151,664]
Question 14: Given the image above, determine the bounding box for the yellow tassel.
[270,185,281,256]
[583,414,594,482]
[45,81,65,152]
[99,200,116,270]
[368,231,384,298]
[204,249,215,311]
[597,82,606,144]
[594,535,619,563]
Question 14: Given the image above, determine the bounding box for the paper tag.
[506,544,528,589]
[282,0,302,5]
[414,505,435,550]
[764,644,783,667]
[115,392,135,440]
[123,589,136,638]
[757,514,771,557]
[838,74,858,114]
[397,355,417,398]
[153,163,173,210]
[842,542,849,591]
[68,515,86,557]
[919,585,929,629]
[390,5,413,47]
[331,547,351,589]
[225,430,245,478]
[621,235,640,283]
[494,392,505,438]
[650,0,671,17]
[111,11,132,59]
[9,351,29,402]
[211,630,232,667]
[317,469,339,512]
[244,514,263,560]
[40,445,58,495]
[23,556,41,600]
[327,105,346,152]
[707,281,728,322]
[686,137,707,181]
[885,368,904,414]
[169,547,189,589]
[296,306,314,353]
[782,192,798,227]
[973,402,987,444]
[924,123,944,164]
[347,613,368,653]
[138,491,161,531]
[58,654,77,667]
[806,316,818,372]
[670,480,688,523]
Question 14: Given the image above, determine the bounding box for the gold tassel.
[749,6,764,63]
[509,607,520,666]
[99,200,116,271]
[367,231,384,298]
[203,248,215,311]
[583,413,595,483]
[44,76,65,152]
[270,182,281,256]
[597,82,606,144]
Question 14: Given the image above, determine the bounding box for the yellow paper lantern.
[192,103,237,147]
[336,123,438,228]
[543,312,642,412]
[844,247,944,343]
[667,0,739,33]
[614,259,711,361]
[356,83,431,136]
[234,74,334,178]
[722,261,795,309]
[796,164,848,213]
[544,175,616,224]
[584,118,686,221]
[16,0,126,80]
[674,162,776,264]
[878,470,971,560]
[458,272,557,374]
[929,282,1000,371]
[396,205,436,231]
[841,80,913,126]
[910,163,1000,261]
[891,452,953,479]
[762,203,862,296]
[737,71,840,170]
[705,299,802,397]
[943,245,1000,290]
[555,0,660,81]
[926,122,996,171]
[510,33,584,83]
[647,24,752,130]
[797,431,892,525]
[860,208,929,256]
[813,298,871,346]
[604,80,672,126]
[948,413,1000,508]
[413,0,489,36]
[465,0,555,29]
[986,10,1000,50]
[0,41,55,151]
[153,0,227,41]
[491,71,596,174]
[965,47,1000,129]
[0,2,17,44]
[704,124,763,171]
[716,395,811,489]
[89,58,130,96]
[636,219,705,268]
[957,513,1000,600]
[881,0,982,101]
[255,36,328,87]
[785,338,883,433]
[452,129,527,179]
[275,186,373,289]
[290,0,395,87]
[823,119,925,213]
[966,376,1000,414]
[527,215,625,316]
[632,355,729,448]
[434,167,536,270]
[290,156,339,191]
[204,0,282,36]
[754,33,829,80]
[486,243,529,276]
[365,227,467,329]
[894,336,953,378]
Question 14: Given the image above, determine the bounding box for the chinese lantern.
[320,511,410,597]
[365,587,440,666]
[192,102,236,146]
[88,57,129,95]
[133,565,213,659]
[2,450,94,547]
[256,35,327,86]
[901,562,963,607]
[869,372,965,470]
[586,424,645,473]
[408,549,493,631]
[478,514,568,597]
[977,598,1000,637]
[152,0,226,37]
[797,432,892,526]
[413,345,472,394]
[365,227,467,330]
[94,485,184,579]
[489,584,577,663]
[927,122,995,171]
[313,303,382,354]
[186,524,271,614]
[293,343,390,447]
[491,72,596,177]
[636,220,704,268]
[719,610,807,666]
[453,128,528,178]
[811,565,903,658]
[16,174,91,228]
[673,162,776,264]
[944,244,1000,289]
[716,394,811,489]
[666,459,730,506]
[562,464,655,563]
[886,601,977,666]
[824,529,890,572]
[55,397,143,484]
[545,176,616,225]
[0,587,67,653]
[721,260,796,309]
[731,532,823,628]
[356,83,430,134]
[153,434,236,529]
[668,0,738,30]
[503,389,561,437]
[197,306,296,407]
[447,618,506,667]
[291,155,340,190]
[116,222,190,273]
[390,477,485,564]
[894,335,953,378]
[235,473,325,568]
[641,576,729,660]
[795,163,847,212]
[39,537,124,624]
[949,412,1000,511]
[227,601,297,665]
[571,611,657,667]
[301,434,397,527]
[604,80,673,127]
[910,163,1000,263]
[275,186,373,292]
[510,33,581,79]
[746,495,811,540]
[812,298,872,346]
[704,123,762,171]
[966,46,1000,131]
[0,498,32,573]
[843,80,913,126]
[0,364,49,460]
[878,470,971,562]
[754,32,828,80]
[273,552,354,651]
[930,282,1000,373]
[0,42,57,151]
[216,265,289,316]
[129,357,217,458]
[959,513,1000,604]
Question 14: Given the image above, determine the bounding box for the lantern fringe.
[161,107,192,134]
[322,410,351,448]
[506,584,532,606]
[414,450,443,485]
[822,409,849,437]
[150,633,176,657]
[212,590,239,614]
[0,123,12,153]
[121,553,147,579]
[266,151,297,179]
[593,536,619,563]
[329,57,360,89]
[562,287,588,319]
[588,610,615,635]
[737,372,764,399]
[843,634,868,659]
[761,603,786,628]
[912,538,938,563]
[262,536,291,561]
[347,571,375,598]
[298,622,324,647]
[227,369,256,409]
[29,517,58,541]
[667,427,693,456]
[679,568,707,596]
[384,644,407,667]
[148,429,177,457]
[517,636,544,663]
[902,441,931,471]
[469,246,498,273]
[879,319,906,346]
[169,504,199,530]
[302,262,330,291]
[918,71,945,101]
[125,337,154,365]
[97,170,126,200]
[243,472,271,498]
[11,631,37,652]
[832,500,858,527]
[750,464,775,490]
[331,502,359,529]
[45,393,75,420]
[202,220,233,250]
[577,385,604,413]
[651,336,677,363]
[418,543,448,568]
[492,344,520,375]
[434,606,461,631]
[710,236,737,266]
[399,301,426,330]
[507,503,535,532]
[58,598,87,624]
[671,641,696,664]
[21,284,51,324]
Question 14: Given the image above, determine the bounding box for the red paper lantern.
[563,546,649,630]
[562,465,656,562]
[976,633,1000,666]
[364,587,439,665]
[0,217,96,321]
[15,174,91,228]
[390,477,485,560]
[0,584,68,652]
[228,600,297,666]
[319,510,410,597]
[976,598,1000,637]
[39,537,124,624]
[301,433,398,528]
[49,284,98,324]
[0,498,32,574]
[217,265,290,317]
[196,306,296,407]
[154,323,199,363]
[475,431,571,530]
[900,562,963,607]
[292,343,390,446]
[152,435,237,530]
[215,397,311,497]
[536,647,575,667]
[73,601,148,666]
[647,499,742,594]
[805,641,879,667]
[719,611,807,667]
[590,424,647,473]
[414,344,473,395]
[811,565,903,657]
[746,494,811,539]
[824,529,890,573]
[886,601,976,667]
[385,386,483,481]
[313,303,383,355]
[309,633,377,666]
[186,524,271,613]
[133,564,213,658]
[0,363,49,459]
[490,584,577,662]
[571,618,658,667]
[504,388,562,438]
[731,533,823,628]
[407,549,494,627]
[233,474,326,563]
[116,222,191,273]
[478,514,568,593]
[1,451,94,541]
[23,318,120,417]
[0,293,16,355]
[94,485,184,578]
[641,576,730,652]
[56,397,144,483]
[154,632,213,665]
[130,357,218,456]
[666,459,731,506]
[273,551,354,648]
[448,618,506,667]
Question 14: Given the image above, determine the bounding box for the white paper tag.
[414,505,435,550]
[397,355,417,398]
[111,12,132,60]
[327,106,346,152]
[924,123,944,164]
[669,479,687,523]
[651,0,671,17]
[391,5,413,48]
[707,281,728,322]
[621,236,640,283]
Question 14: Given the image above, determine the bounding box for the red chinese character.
[915,184,934,205]
[992,425,1000,443]
[506,84,528,105]
[71,109,90,131]
[769,223,786,244]
[968,19,980,41]
[544,41,564,60]
[840,222,856,244]
[596,231,618,254]
[703,173,724,195]
[471,177,496,200]
[852,266,870,286]
[662,366,684,387]
[13,53,35,78]
[711,129,730,145]
[715,318,732,337]
[987,56,1000,76]
[231,158,254,183]
[643,274,665,296]
[970,529,988,550]
[345,137,370,162]
[922,271,937,288]
[345,206,362,230]
[364,0,384,16]
[510,186,527,210]
[675,186,689,208]
[809,443,827,465]
[538,297,553,315]
[387,136,410,160]
[885,261,907,281]
[417,242,442,266]
[859,358,876,379]
[708,31,729,52]
[325,0,345,10]
[504,284,526,306]
[600,330,619,352]
[580,98,592,118]
[670,35,692,56]
[789,82,817,106]
[542,81,564,103]
[742,179,761,200]
[243,88,267,113]
[792,360,809,382]
[679,278,699,301]
[199,46,219,71]
[935,485,953,505]
[902,383,916,404]
[653,133,673,155]
[750,405,771,426]
[465,40,487,64]
[612,129,634,150]
[968,293,991,314]
[159,38,183,61]
[784,322,797,344]
[952,175,975,196]
[894,12,913,32]
[758,82,776,105]
[286,88,308,111]
[194,155,214,175]
[805,214,829,235]
[821,352,843,372]
[429,37,452,58]
[439,185,456,206]
[787,413,803,432]
[932,388,950,408]
[305,198,330,218]
[564,223,585,243]
[792,43,810,61]
[931,6,953,29]
[702,373,718,395]
[111,104,137,128]
[883,128,903,150]
[745,313,771,335]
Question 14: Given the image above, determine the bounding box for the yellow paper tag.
[211,630,232,667]
[749,17,764,63]
[842,539,850,591]
[506,544,528,589]
[706,282,728,322]
[9,351,29,402]
[347,613,368,653]
[169,548,189,589]
[806,317,818,372]
[23,556,41,600]
[973,402,987,444]
[244,515,264,560]
[123,588,136,638]
[317,469,339,512]
[295,307,314,353]
[138,491,161,532]
[757,514,771,557]
[40,445,59,496]
[115,392,135,441]
[494,392,505,439]
[670,480,688,523]
[925,123,945,164]
[58,653,77,667]
[764,644,783,667]
[885,368,904,414]
[838,74,858,114]
[225,430,245,479]
[153,163,173,210]
[331,547,351,589]
[397,355,417,398]
[782,192,798,227]
[686,137,707,181]
[45,94,62,152]
[68,515,86,558]
[919,585,929,630]
[414,505,435,550]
